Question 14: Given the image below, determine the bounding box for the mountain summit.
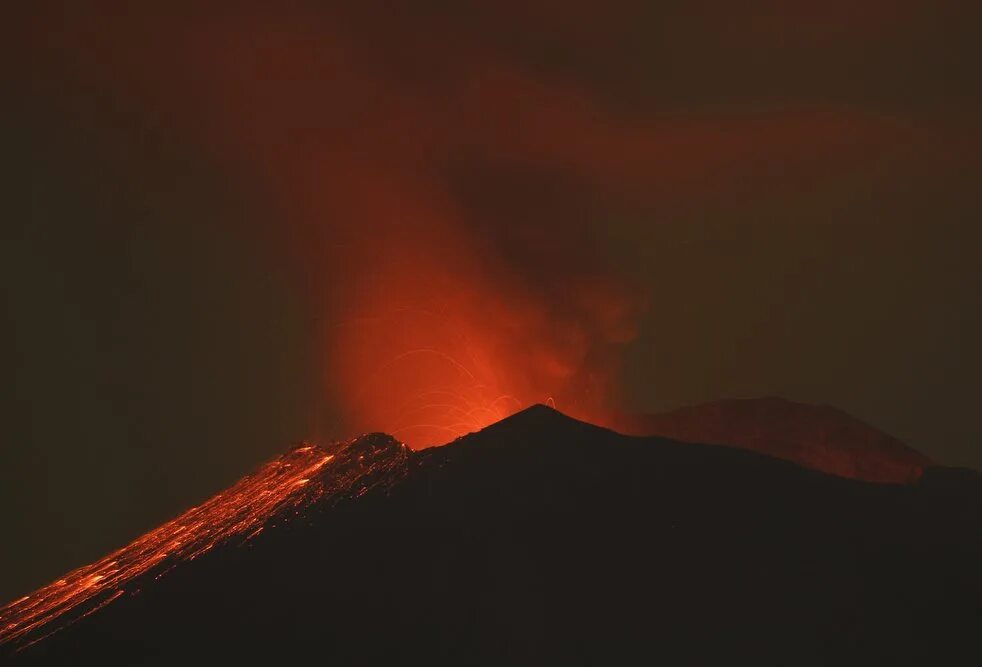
[605,397,932,482]
[3,407,978,665]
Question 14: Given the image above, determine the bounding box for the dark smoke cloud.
[5,0,982,606]
[15,1,979,445]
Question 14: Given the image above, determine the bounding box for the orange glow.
[326,226,645,448]
[22,4,929,449]
[0,436,407,649]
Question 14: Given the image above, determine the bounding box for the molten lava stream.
[0,435,408,649]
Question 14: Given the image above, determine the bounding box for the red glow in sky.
[13,3,980,453]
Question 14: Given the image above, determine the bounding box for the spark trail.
[0,433,409,650]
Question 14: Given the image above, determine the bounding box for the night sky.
[4,2,981,602]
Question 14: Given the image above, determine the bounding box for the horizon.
[7,2,981,617]
[0,395,959,610]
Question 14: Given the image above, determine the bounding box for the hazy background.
[3,1,980,601]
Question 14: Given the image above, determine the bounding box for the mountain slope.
[5,406,980,665]
[605,397,932,482]
[0,433,409,651]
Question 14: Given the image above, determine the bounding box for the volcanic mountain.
[605,397,933,483]
[3,406,980,665]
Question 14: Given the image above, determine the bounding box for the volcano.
[3,405,980,665]
[606,397,933,483]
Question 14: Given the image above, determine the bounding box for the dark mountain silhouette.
[605,397,932,483]
[4,405,980,665]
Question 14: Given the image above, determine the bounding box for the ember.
[0,434,408,649]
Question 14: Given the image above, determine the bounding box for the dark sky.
[4,2,981,601]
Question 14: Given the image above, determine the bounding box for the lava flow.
[0,434,409,650]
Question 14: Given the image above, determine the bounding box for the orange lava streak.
[0,435,409,649]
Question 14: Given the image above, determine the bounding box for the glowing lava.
[0,434,408,650]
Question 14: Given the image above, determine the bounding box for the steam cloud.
[19,2,975,445]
